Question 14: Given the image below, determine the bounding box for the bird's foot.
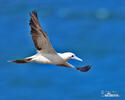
[76,65,91,72]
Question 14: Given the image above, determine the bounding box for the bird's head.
[62,52,83,62]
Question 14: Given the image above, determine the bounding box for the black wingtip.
[76,65,91,72]
[29,10,37,16]
[32,10,37,17]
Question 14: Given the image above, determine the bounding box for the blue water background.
[0,0,125,100]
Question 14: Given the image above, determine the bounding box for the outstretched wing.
[57,62,91,72]
[56,62,76,68]
[29,11,56,54]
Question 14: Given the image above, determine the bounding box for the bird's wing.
[29,11,56,54]
[56,62,76,69]
[57,62,91,72]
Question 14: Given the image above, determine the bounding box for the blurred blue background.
[0,0,125,100]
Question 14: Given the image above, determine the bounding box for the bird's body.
[27,53,66,64]
[9,11,91,72]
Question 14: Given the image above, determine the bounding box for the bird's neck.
[57,53,70,61]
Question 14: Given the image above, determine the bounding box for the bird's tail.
[8,58,32,63]
[76,65,91,72]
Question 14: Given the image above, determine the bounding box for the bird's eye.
[71,55,74,57]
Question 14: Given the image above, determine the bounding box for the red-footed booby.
[9,11,91,72]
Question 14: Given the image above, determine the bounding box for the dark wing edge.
[29,11,48,39]
[57,63,91,72]
[76,65,91,72]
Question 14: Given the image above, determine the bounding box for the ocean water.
[0,0,125,100]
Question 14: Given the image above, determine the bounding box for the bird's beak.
[72,56,83,62]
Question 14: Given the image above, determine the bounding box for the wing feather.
[29,11,56,54]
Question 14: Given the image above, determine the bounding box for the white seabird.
[9,11,91,72]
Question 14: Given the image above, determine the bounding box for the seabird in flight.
[9,11,91,72]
